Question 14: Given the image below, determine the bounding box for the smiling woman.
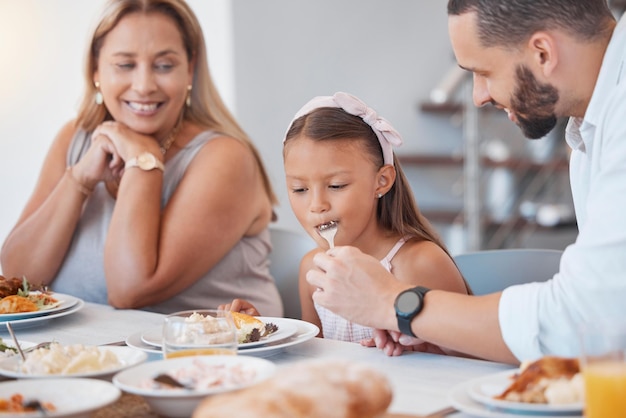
[0,0,283,317]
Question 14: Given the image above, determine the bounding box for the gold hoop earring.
[185,84,192,107]
[94,81,103,105]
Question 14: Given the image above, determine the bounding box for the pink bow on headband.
[286,92,403,165]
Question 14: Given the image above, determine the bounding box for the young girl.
[222,92,469,347]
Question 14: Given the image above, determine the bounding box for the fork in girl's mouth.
[317,221,338,248]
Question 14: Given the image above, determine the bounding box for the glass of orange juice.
[162,309,238,359]
[580,322,626,418]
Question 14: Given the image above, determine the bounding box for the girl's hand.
[217,298,261,316]
[361,329,447,356]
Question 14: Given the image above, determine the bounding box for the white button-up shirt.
[499,14,626,361]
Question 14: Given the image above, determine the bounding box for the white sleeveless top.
[53,129,283,316]
[314,237,407,342]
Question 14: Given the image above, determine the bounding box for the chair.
[453,248,563,296]
[269,226,316,319]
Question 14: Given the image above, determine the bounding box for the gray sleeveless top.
[54,129,283,316]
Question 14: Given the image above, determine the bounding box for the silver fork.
[317,221,338,248]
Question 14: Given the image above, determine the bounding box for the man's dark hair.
[447,0,615,48]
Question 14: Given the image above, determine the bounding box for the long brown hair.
[285,107,451,257]
[75,0,277,205]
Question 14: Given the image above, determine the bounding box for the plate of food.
[0,276,79,321]
[128,317,319,356]
[140,315,299,349]
[0,378,120,417]
[0,338,36,359]
[465,356,584,414]
[113,355,276,418]
[0,298,84,330]
[0,343,147,379]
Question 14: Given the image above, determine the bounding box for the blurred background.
[3,1,621,262]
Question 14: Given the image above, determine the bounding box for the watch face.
[396,291,420,314]
[137,153,156,170]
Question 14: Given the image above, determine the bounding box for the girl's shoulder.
[393,238,467,293]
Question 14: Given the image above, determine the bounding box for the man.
[307,0,625,364]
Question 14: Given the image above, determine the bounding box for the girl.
[224,92,469,349]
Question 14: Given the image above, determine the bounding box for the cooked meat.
[0,276,25,299]
[496,356,580,402]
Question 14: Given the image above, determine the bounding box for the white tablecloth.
[1,302,515,417]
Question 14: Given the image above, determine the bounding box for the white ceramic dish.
[0,298,84,330]
[0,345,147,379]
[127,317,319,356]
[113,354,276,418]
[141,316,299,349]
[0,292,80,322]
[0,340,36,358]
[449,375,583,418]
[467,369,583,414]
[0,377,120,418]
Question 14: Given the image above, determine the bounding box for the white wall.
[0,1,575,268]
[230,1,460,234]
[0,0,234,261]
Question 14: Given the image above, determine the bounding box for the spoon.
[317,221,338,248]
[5,322,26,361]
[154,373,193,390]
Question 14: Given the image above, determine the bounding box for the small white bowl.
[0,346,147,379]
[113,355,276,418]
[0,378,120,417]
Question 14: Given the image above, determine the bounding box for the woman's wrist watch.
[394,286,430,338]
[125,152,164,172]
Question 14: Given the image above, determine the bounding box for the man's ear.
[375,165,396,197]
[528,31,558,77]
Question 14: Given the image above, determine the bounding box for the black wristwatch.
[394,286,430,338]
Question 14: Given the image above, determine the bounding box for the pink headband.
[286,91,403,165]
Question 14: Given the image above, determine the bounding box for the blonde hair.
[76,0,277,204]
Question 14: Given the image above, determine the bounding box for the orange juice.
[583,361,626,418]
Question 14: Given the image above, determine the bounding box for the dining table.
[0,301,519,418]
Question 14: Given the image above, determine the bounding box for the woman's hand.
[72,130,124,189]
[218,298,261,316]
[93,121,161,161]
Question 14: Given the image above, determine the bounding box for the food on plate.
[230,312,278,343]
[0,276,30,298]
[0,393,56,413]
[0,295,38,314]
[496,356,584,404]
[0,338,17,358]
[144,357,260,391]
[0,276,58,314]
[19,343,121,375]
[192,359,392,418]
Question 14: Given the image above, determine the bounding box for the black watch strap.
[395,286,430,338]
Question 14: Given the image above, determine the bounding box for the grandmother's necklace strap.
[159,118,183,155]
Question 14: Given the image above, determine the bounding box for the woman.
[0,0,283,315]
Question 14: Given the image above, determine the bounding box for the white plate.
[0,377,120,417]
[0,298,84,330]
[0,346,147,379]
[127,317,319,356]
[113,354,276,418]
[140,316,299,349]
[0,292,79,322]
[0,340,36,358]
[450,374,583,418]
[467,369,583,414]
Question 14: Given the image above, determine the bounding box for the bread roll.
[193,359,392,418]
